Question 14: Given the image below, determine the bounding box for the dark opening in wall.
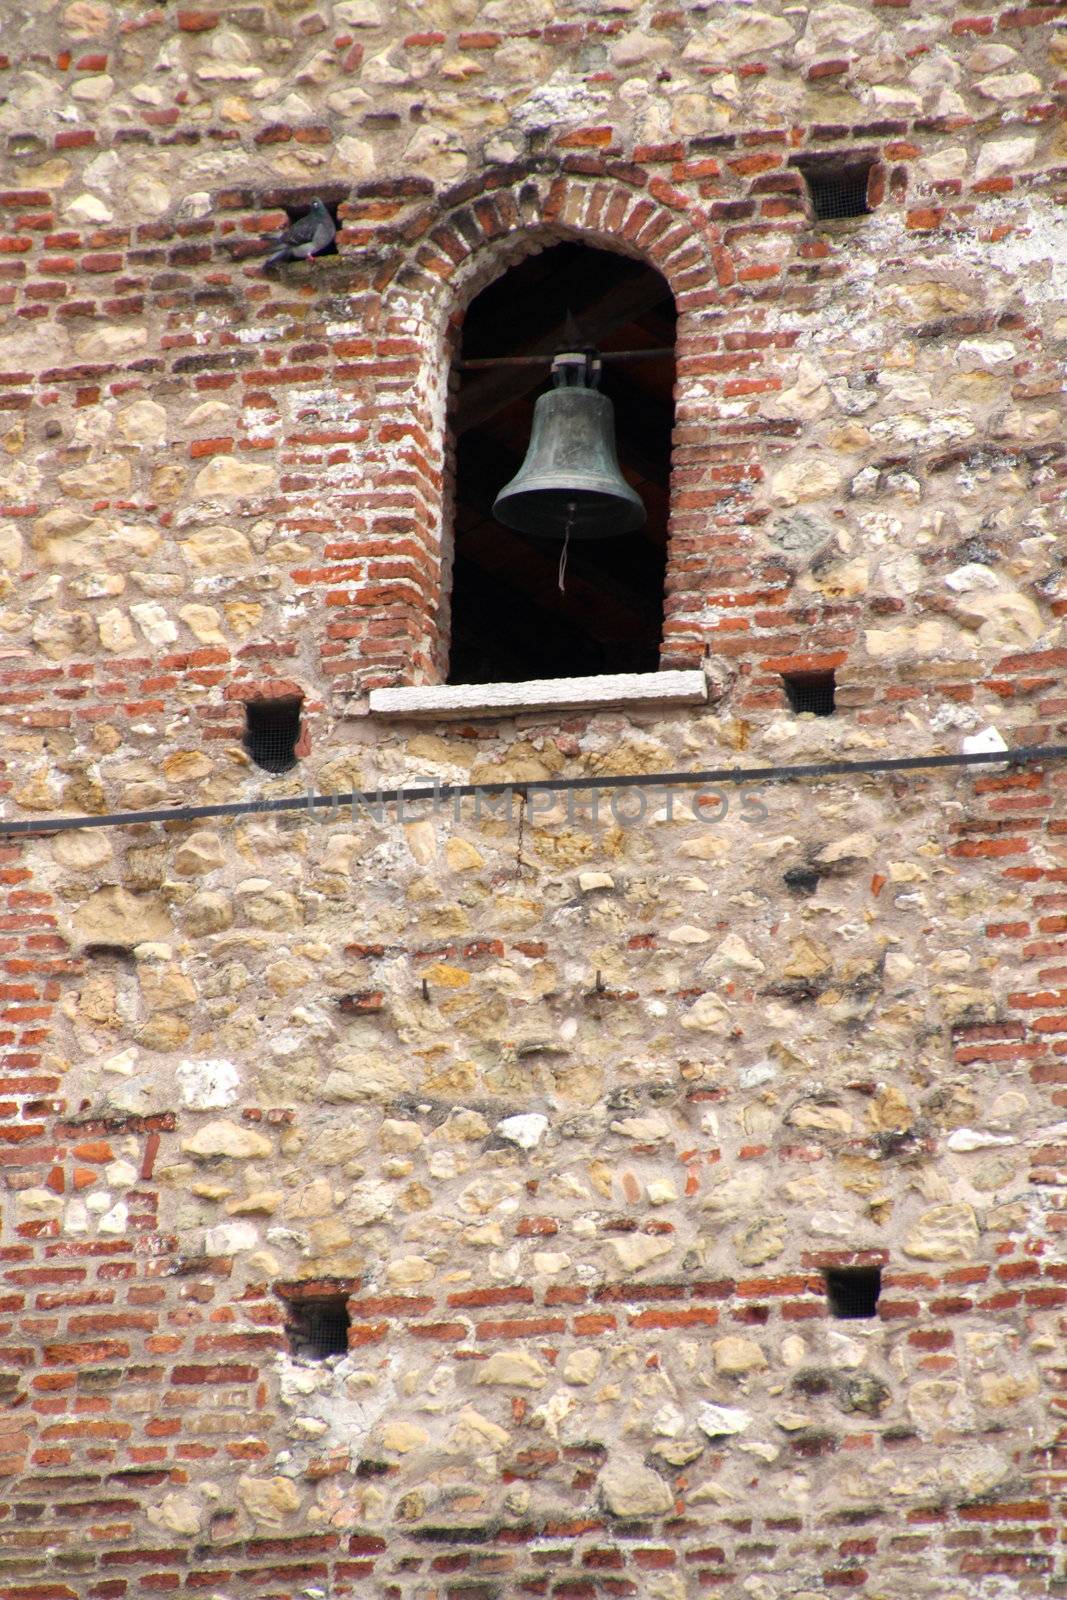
[244,696,303,774]
[446,241,676,685]
[792,155,876,220]
[825,1266,882,1320]
[285,1294,351,1360]
[280,198,340,256]
[783,670,836,717]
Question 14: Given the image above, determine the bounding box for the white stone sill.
[365,669,708,721]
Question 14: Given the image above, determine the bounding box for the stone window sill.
[364,669,708,721]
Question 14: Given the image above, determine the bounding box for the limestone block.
[865,621,945,660]
[903,1202,979,1261]
[237,885,302,930]
[163,751,212,782]
[322,1058,407,1102]
[770,459,842,506]
[53,830,112,871]
[0,524,22,569]
[58,458,131,499]
[954,589,1045,649]
[148,1492,202,1537]
[382,1421,429,1453]
[126,174,171,217]
[907,1378,970,1432]
[130,602,178,647]
[978,1372,1039,1407]
[611,30,673,67]
[445,837,483,871]
[117,400,167,444]
[205,1221,259,1255]
[705,934,765,975]
[712,1337,767,1375]
[182,1120,272,1159]
[563,1348,601,1386]
[348,1180,393,1225]
[177,1058,240,1110]
[976,71,1042,100]
[73,887,172,946]
[97,608,136,653]
[475,1350,546,1387]
[181,525,254,569]
[782,937,831,979]
[697,1402,751,1437]
[681,993,731,1033]
[798,2,879,51]
[764,360,832,423]
[379,1119,423,1152]
[179,604,227,644]
[335,0,382,21]
[386,1256,433,1286]
[734,1216,786,1266]
[31,509,109,567]
[194,456,275,498]
[447,1408,510,1452]
[73,325,148,361]
[64,3,112,37]
[610,1233,673,1272]
[183,891,234,935]
[497,1113,548,1149]
[683,11,794,66]
[600,1457,675,1518]
[71,72,114,102]
[172,832,225,876]
[237,1475,301,1526]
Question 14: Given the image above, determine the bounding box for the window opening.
[285,1294,351,1360]
[244,696,303,774]
[793,157,874,221]
[824,1266,882,1320]
[280,197,340,256]
[783,671,836,717]
[446,242,676,686]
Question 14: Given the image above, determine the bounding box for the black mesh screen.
[825,1267,882,1320]
[783,671,836,717]
[244,697,302,774]
[805,167,871,220]
[287,1296,351,1359]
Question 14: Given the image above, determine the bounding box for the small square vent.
[783,671,836,717]
[792,156,876,221]
[825,1266,882,1320]
[244,696,303,774]
[285,1294,351,1360]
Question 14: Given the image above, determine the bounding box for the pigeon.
[262,198,336,269]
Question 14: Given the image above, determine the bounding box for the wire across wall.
[2,743,1065,838]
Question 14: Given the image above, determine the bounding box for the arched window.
[444,242,676,687]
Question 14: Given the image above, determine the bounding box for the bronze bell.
[492,348,646,540]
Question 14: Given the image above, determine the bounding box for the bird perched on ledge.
[262,198,336,269]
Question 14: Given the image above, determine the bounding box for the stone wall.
[0,1,1065,1597]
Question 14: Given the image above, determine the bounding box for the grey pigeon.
[262,199,336,269]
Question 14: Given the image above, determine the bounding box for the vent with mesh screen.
[804,165,872,220]
[286,1295,351,1360]
[824,1267,882,1320]
[244,696,302,774]
[783,671,836,717]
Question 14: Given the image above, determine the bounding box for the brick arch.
[342,172,734,689]
[387,167,732,318]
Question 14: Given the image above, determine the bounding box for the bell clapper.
[558,501,575,593]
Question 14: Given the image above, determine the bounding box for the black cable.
[1,742,1063,838]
